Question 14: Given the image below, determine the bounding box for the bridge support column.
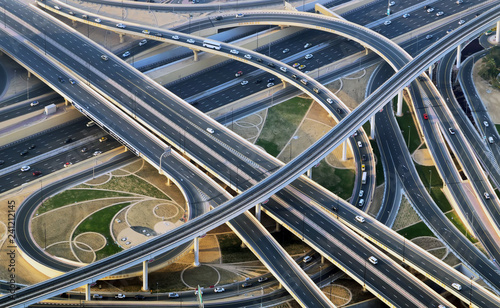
[142,261,149,291]
[365,47,369,55]
[456,44,462,68]
[281,80,286,88]
[428,65,433,80]
[194,237,200,267]
[255,203,261,222]
[166,177,171,186]
[64,98,70,106]
[370,116,375,139]
[321,255,325,264]
[306,168,312,179]
[85,284,91,301]
[119,33,124,44]
[342,141,347,161]
[396,91,403,117]
[72,20,77,28]
[496,21,500,44]
[191,49,199,62]
[275,221,281,232]
[27,71,31,78]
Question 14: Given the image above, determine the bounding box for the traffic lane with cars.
[0,92,62,122]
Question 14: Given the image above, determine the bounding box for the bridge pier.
[255,203,261,222]
[496,21,500,44]
[370,116,375,139]
[342,141,347,161]
[456,44,462,68]
[396,91,403,117]
[275,221,281,232]
[321,255,325,264]
[191,49,199,62]
[194,237,200,267]
[27,71,31,78]
[306,168,312,179]
[142,261,149,291]
[428,64,433,80]
[281,80,286,88]
[85,284,91,301]
[64,98,70,106]
[72,20,77,28]
[119,33,124,44]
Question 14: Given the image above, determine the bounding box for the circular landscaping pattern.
[181,264,221,289]
[153,203,180,220]
[324,284,351,307]
[73,232,107,252]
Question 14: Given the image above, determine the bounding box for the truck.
[361,171,367,184]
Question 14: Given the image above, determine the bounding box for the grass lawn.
[369,139,384,186]
[414,163,452,212]
[39,190,131,214]
[496,124,500,135]
[256,97,312,157]
[446,211,478,243]
[394,100,421,154]
[397,222,434,239]
[218,233,258,263]
[312,161,355,200]
[79,174,168,199]
[73,202,130,260]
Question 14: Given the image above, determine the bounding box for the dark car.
[362,154,367,161]
[58,76,65,83]
[267,78,275,83]
[28,144,36,150]
[81,147,88,153]
[254,79,262,84]
[215,16,223,20]
[256,58,262,62]
[33,171,42,176]
[336,108,343,114]
[0,160,4,165]
[20,150,28,156]
[241,282,252,288]
[258,277,268,283]
[134,295,146,300]
[64,138,72,144]
[267,62,275,68]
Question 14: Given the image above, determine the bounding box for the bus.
[203,40,221,50]
[361,171,367,184]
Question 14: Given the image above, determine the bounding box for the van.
[357,141,362,148]
[452,283,462,290]
[355,215,365,223]
[488,136,494,144]
[86,121,95,127]
[368,256,378,264]
[206,128,214,134]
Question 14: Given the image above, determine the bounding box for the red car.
[235,71,243,77]
[423,113,429,120]
[33,171,42,176]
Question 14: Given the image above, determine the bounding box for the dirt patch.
[72,243,96,264]
[111,169,131,176]
[442,252,461,267]
[325,65,378,108]
[45,242,79,263]
[392,195,421,231]
[473,59,500,124]
[83,174,112,186]
[120,159,144,174]
[367,184,385,218]
[182,265,220,289]
[428,248,447,260]
[127,199,168,230]
[411,236,444,250]
[228,110,267,144]
[412,148,434,166]
[323,284,351,306]
[74,232,107,251]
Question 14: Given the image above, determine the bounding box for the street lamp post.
[407,125,411,150]
[402,233,407,262]
[469,276,474,307]
[428,170,432,193]
[156,282,159,301]
[260,287,263,307]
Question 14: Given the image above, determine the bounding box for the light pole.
[469,275,474,307]
[428,170,432,193]
[156,282,159,301]
[159,147,171,174]
[362,260,367,290]
[402,233,406,262]
[260,287,263,307]
[407,125,411,150]
[319,264,323,287]
[27,75,29,100]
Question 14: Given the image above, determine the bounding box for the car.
[58,76,65,83]
[101,55,108,61]
[303,255,312,263]
[267,82,274,88]
[483,121,489,127]
[69,78,76,85]
[485,30,494,36]
[256,58,263,62]
[282,48,290,54]
[359,190,364,197]
[28,144,36,150]
[54,5,61,10]
[368,256,378,264]
[32,171,42,176]
[304,43,312,48]
[291,74,298,79]
[172,35,179,40]
[63,162,72,168]
[423,113,429,120]
[452,283,462,290]
[361,164,365,171]
[336,108,343,114]
[20,150,28,156]
[134,295,146,300]
[95,18,101,23]
[82,14,88,19]
[116,23,126,29]
[425,35,433,40]
[206,128,215,134]
[194,289,203,295]
[448,128,455,135]
[484,192,491,199]
[244,54,252,59]
[115,294,126,299]
[384,20,391,26]
[458,19,465,25]
[92,294,103,299]
[142,30,150,34]
[93,151,102,156]
[214,287,225,293]
[353,131,358,136]
[304,54,313,59]
[68,11,75,16]
[447,29,453,34]
[139,39,148,46]
[262,199,269,205]
[357,141,362,148]
[355,215,365,223]
[254,79,262,84]
[240,80,248,85]
[99,137,108,142]
[125,241,131,245]
[235,71,243,77]
[30,101,39,107]
[241,282,252,288]
[300,79,308,85]
[81,147,88,153]
[389,1,395,6]
[230,49,239,55]
[456,0,463,4]
[280,67,287,72]
[65,137,72,144]
[267,78,275,83]
[298,64,306,70]
[121,237,127,241]
[215,16,223,21]
[0,160,4,165]
[258,277,268,283]
[267,62,275,68]
[326,98,333,104]
[488,136,494,144]
[427,8,435,13]
[436,11,444,17]
[21,166,30,172]
[122,51,131,57]
[362,154,367,161]
[293,63,300,68]
[313,87,320,94]
[235,13,244,18]
[403,13,410,18]
[358,199,365,207]
[86,121,95,127]
[154,32,163,37]
[168,292,179,298]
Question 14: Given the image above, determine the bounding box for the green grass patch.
[73,203,130,260]
[79,174,168,199]
[496,124,500,135]
[39,190,131,214]
[398,222,434,239]
[312,161,355,200]
[394,100,421,154]
[446,211,478,243]
[413,163,452,212]
[256,97,312,157]
[218,233,258,263]
[369,139,384,186]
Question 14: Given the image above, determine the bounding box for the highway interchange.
[0,0,500,307]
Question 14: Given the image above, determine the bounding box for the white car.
[122,51,130,57]
[483,121,489,127]
[280,67,287,72]
[194,289,203,295]
[168,292,179,298]
[389,1,395,6]
[303,255,312,263]
[187,39,195,43]
[172,35,179,40]
[304,54,313,59]
[92,294,103,299]
[30,101,39,107]
[452,283,462,291]
[427,7,435,13]
[116,23,126,29]
[244,54,252,59]
[384,20,391,26]
[206,128,215,134]
[304,43,312,48]
[214,287,225,293]
[139,39,148,46]
[120,237,127,241]
[21,166,31,172]
[282,48,290,53]
[403,13,410,18]
[54,5,61,10]
[359,190,364,197]
[326,98,333,104]
[358,199,365,207]
[355,215,365,223]
[240,80,248,85]
[115,294,125,299]
[368,256,378,264]
[267,82,275,88]
[95,18,101,23]
[235,13,244,18]
[142,30,150,34]
[93,151,102,156]
[425,35,433,40]
[458,19,465,25]
[436,11,444,17]
[230,49,239,55]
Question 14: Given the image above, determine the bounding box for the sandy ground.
[412,147,434,166]
[472,58,500,124]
